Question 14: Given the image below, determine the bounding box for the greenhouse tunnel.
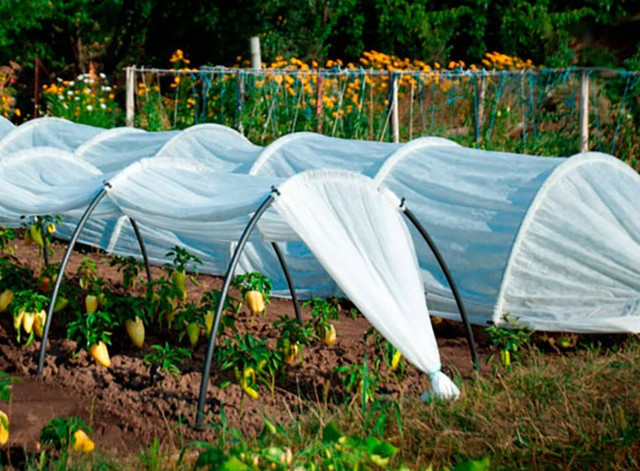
[0,118,639,333]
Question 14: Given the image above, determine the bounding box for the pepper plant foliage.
[143,342,192,378]
[232,271,273,303]
[0,372,18,403]
[66,310,115,351]
[40,416,93,451]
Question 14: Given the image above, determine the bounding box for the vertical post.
[125,66,135,127]
[316,73,325,134]
[250,36,262,70]
[236,72,245,134]
[390,72,399,143]
[579,71,589,153]
[34,58,41,118]
[475,73,486,148]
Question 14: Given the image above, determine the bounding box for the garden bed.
[0,234,486,458]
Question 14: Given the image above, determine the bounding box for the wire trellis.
[127,66,640,167]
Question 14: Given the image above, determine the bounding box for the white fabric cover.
[0,117,103,155]
[0,116,14,138]
[0,118,639,334]
[76,128,179,173]
[0,147,104,214]
[272,170,444,376]
[374,141,563,324]
[156,123,262,172]
[498,153,640,332]
[249,132,401,177]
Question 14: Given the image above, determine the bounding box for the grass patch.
[9,336,640,470]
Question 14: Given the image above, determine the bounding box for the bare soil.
[0,236,491,462]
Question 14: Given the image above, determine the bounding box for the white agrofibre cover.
[1,117,640,334]
[0,146,460,397]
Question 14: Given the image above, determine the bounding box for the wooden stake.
[250,36,261,70]
[34,58,40,118]
[316,74,324,133]
[125,66,135,127]
[579,71,589,153]
[390,72,399,143]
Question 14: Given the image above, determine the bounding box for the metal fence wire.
[126,66,640,168]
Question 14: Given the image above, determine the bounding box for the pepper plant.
[40,416,93,451]
[175,302,204,347]
[66,309,115,366]
[486,314,532,369]
[200,288,239,337]
[143,342,192,378]
[364,327,406,379]
[232,271,272,315]
[303,296,339,345]
[334,356,381,405]
[11,289,49,344]
[0,372,18,403]
[143,277,184,331]
[164,245,202,301]
[106,293,147,348]
[0,225,15,255]
[217,333,283,398]
[76,257,98,291]
[110,254,145,291]
[273,315,315,365]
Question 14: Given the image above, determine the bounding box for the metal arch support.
[37,187,109,375]
[271,242,302,323]
[196,192,276,428]
[403,207,479,371]
[128,217,153,283]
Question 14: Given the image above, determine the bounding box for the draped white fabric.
[106,157,292,241]
[272,170,443,374]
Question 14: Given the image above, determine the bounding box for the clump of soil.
[0,236,488,456]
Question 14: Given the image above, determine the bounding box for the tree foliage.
[0,0,637,79]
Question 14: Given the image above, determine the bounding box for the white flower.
[99,73,106,79]
[101,86,112,92]
[86,105,93,111]
[100,103,107,110]
[57,95,64,100]
[69,81,75,86]
[66,90,74,95]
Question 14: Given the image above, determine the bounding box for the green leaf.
[220,456,249,471]
[195,447,227,469]
[322,421,343,443]
[454,457,490,471]
[372,441,398,458]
